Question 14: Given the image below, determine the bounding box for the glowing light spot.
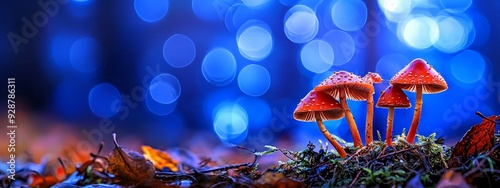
[213,103,249,145]
[149,73,181,104]
[440,0,472,13]
[300,39,334,74]
[236,96,271,130]
[202,48,237,86]
[399,16,439,49]
[134,0,169,22]
[377,0,412,22]
[284,5,319,43]
[88,83,121,118]
[145,91,177,116]
[331,0,367,31]
[238,64,271,97]
[322,30,355,66]
[237,20,273,61]
[241,0,270,8]
[375,54,408,79]
[434,17,467,53]
[163,34,196,68]
[70,37,101,73]
[450,50,485,84]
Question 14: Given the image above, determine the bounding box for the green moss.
[259,133,451,187]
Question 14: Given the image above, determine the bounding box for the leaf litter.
[1,112,500,187]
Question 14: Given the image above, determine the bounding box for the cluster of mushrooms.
[293,58,448,158]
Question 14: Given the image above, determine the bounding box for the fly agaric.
[390,58,447,144]
[362,72,382,145]
[293,90,347,158]
[376,85,411,146]
[314,71,374,147]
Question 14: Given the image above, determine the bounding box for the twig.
[236,146,259,165]
[476,111,500,124]
[350,170,364,187]
[156,163,251,177]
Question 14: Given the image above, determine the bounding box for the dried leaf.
[142,145,179,171]
[29,174,59,188]
[255,172,305,188]
[107,133,155,185]
[436,171,470,188]
[448,114,500,168]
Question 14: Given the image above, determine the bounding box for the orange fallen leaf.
[142,145,179,172]
[448,113,500,168]
[107,134,156,186]
[436,171,470,188]
[30,174,59,188]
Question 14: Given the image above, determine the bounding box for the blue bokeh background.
[1,0,499,150]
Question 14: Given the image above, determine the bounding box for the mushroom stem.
[365,93,374,145]
[406,86,423,144]
[386,107,394,146]
[339,89,363,147]
[315,111,347,158]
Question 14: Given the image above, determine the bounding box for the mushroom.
[376,85,411,146]
[315,71,373,147]
[390,58,447,144]
[362,72,382,145]
[293,90,347,158]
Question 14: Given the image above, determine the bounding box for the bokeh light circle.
[434,17,467,53]
[88,83,121,118]
[134,0,169,22]
[145,90,177,116]
[284,5,319,43]
[241,0,270,8]
[70,37,101,73]
[322,30,355,66]
[202,48,237,86]
[399,16,439,49]
[149,73,181,104]
[440,0,472,13]
[331,0,367,31]
[300,39,334,73]
[237,64,271,97]
[163,34,196,68]
[237,20,274,61]
[213,103,249,145]
[450,50,486,84]
[377,0,412,22]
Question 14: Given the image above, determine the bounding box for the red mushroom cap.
[376,85,411,108]
[294,90,345,122]
[390,58,447,94]
[363,72,382,84]
[314,71,374,101]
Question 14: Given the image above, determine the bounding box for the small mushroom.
[376,85,411,146]
[362,72,382,145]
[315,71,373,147]
[390,58,448,144]
[294,90,347,158]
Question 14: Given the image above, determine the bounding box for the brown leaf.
[29,174,59,188]
[255,172,305,188]
[436,171,471,188]
[448,114,500,168]
[107,133,155,186]
[142,145,179,171]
